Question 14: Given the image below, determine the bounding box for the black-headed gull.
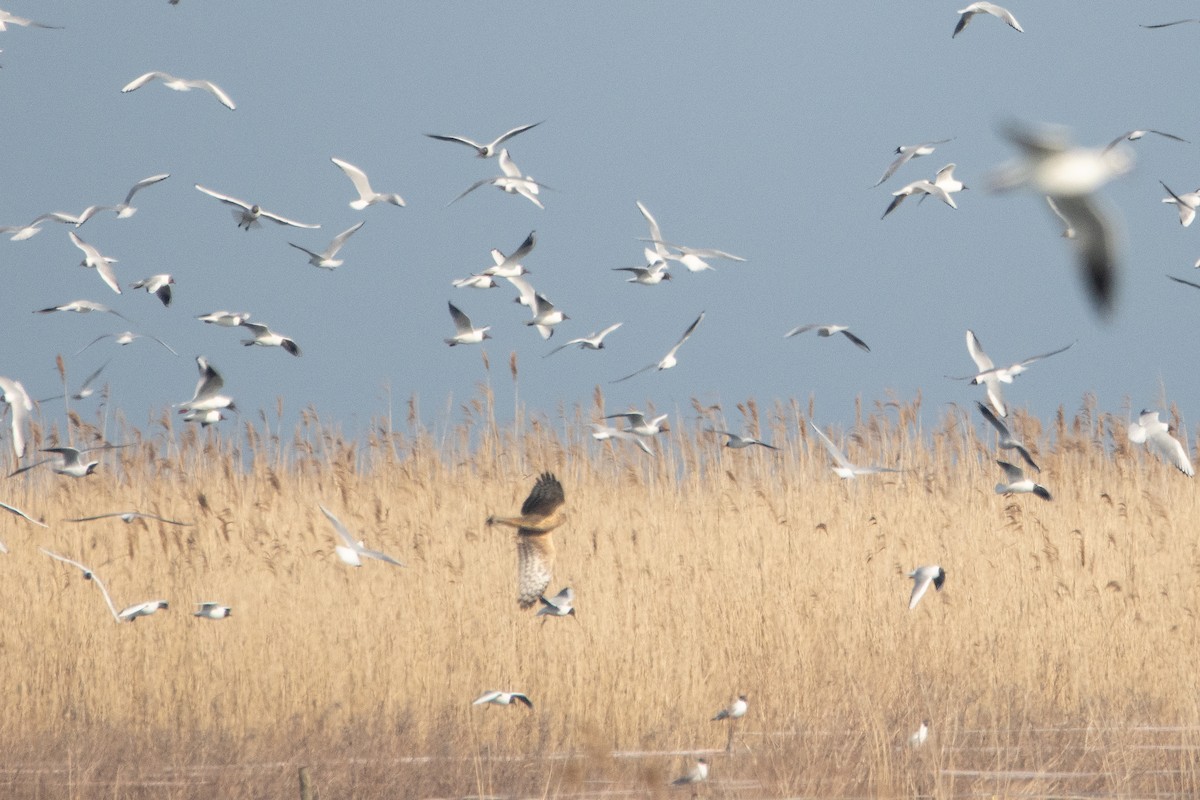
[178,356,235,414]
[194,602,232,619]
[1160,181,1200,228]
[990,122,1132,316]
[535,586,576,618]
[543,323,622,357]
[810,421,903,479]
[9,443,128,478]
[449,149,547,209]
[707,430,778,450]
[614,264,671,285]
[129,274,174,306]
[39,548,122,623]
[425,121,542,158]
[1,212,81,241]
[452,274,498,289]
[639,238,747,267]
[908,565,946,609]
[526,293,568,339]
[873,139,951,187]
[240,322,301,356]
[713,694,749,721]
[604,411,669,436]
[590,423,655,455]
[36,299,128,320]
[1105,130,1188,153]
[194,184,319,230]
[0,499,46,528]
[994,460,1051,499]
[1128,410,1194,476]
[67,511,192,525]
[882,178,958,218]
[330,157,405,210]
[611,311,704,383]
[76,331,178,357]
[182,408,231,427]
[975,401,1038,472]
[784,324,870,352]
[122,72,235,110]
[68,231,120,294]
[39,360,110,403]
[197,310,251,327]
[111,173,170,219]
[671,758,708,786]
[320,504,405,567]
[288,221,364,269]
[118,600,169,622]
[472,691,533,708]
[0,10,60,30]
[0,376,32,458]
[445,302,490,346]
[953,2,1023,37]
[481,231,537,278]
[910,720,931,747]
[957,330,1073,417]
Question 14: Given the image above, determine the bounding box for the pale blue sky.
[2,3,1197,446]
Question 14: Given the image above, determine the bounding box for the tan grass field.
[2,390,1200,798]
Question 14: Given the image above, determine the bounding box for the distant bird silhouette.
[487,472,566,609]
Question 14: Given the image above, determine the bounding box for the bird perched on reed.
[486,472,566,609]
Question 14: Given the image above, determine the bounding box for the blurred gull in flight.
[707,430,778,450]
[809,421,902,479]
[122,71,236,110]
[1128,410,1195,476]
[994,460,1052,500]
[953,2,1023,37]
[330,157,405,209]
[873,139,951,187]
[611,311,704,383]
[908,565,946,610]
[320,504,406,567]
[178,356,236,414]
[0,376,32,458]
[784,324,870,352]
[543,322,622,357]
[526,293,568,339]
[10,444,129,479]
[975,401,1039,472]
[36,299,128,320]
[76,331,179,357]
[288,221,364,269]
[194,184,320,230]
[424,121,542,158]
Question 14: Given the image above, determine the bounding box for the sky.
[2,2,1199,450]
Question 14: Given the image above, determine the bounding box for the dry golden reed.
[1,392,1199,798]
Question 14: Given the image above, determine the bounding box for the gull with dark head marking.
[671,758,708,786]
[320,504,405,567]
[76,331,178,357]
[194,602,232,619]
[1160,180,1200,228]
[1129,410,1194,476]
[129,274,174,306]
[590,423,655,456]
[882,176,959,218]
[873,139,951,187]
[810,421,903,479]
[68,231,120,294]
[288,221,364,269]
[785,324,870,352]
[536,586,576,618]
[990,122,1132,317]
[994,460,1052,500]
[178,356,235,414]
[445,302,491,346]
[240,322,301,356]
[614,264,671,285]
[330,157,405,210]
[449,149,547,209]
[708,429,778,450]
[122,71,236,110]
[953,2,1023,37]
[975,401,1038,472]
[194,184,319,230]
[908,565,946,610]
[425,121,542,158]
[481,231,536,278]
[36,299,128,320]
[544,323,622,358]
[955,330,1073,417]
[0,376,32,458]
[526,293,568,339]
[66,511,192,526]
[10,443,129,479]
[473,690,533,708]
[604,411,669,437]
[197,310,251,327]
[611,311,704,383]
[118,600,169,622]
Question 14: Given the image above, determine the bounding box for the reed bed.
[1,389,1199,798]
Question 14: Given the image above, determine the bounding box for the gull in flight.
[0,376,32,458]
[197,310,251,327]
[909,720,931,747]
[810,421,903,479]
[881,173,960,218]
[956,330,1074,417]
[953,2,1023,37]
[1128,410,1195,476]
[445,302,490,346]
[195,184,319,230]
[9,443,129,478]
[636,201,673,265]
[40,360,110,403]
[671,758,708,786]
[472,691,533,708]
[486,471,566,609]
[707,429,778,450]
[1,499,46,529]
[994,460,1052,500]
[178,356,236,414]
[40,548,166,623]
[289,221,365,269]
[614,264,672,285]
[36,299,127,320]
[1160,180,1200,228]
[182,408,231,427]
[611,311,704,383]
[449,149,547,209]
[129,274,174,306]
[118,600,169,622]
[194,602,232,619]
[320,504,406,567]
[68,231,120,294]
[0,10,61,30]
[481,231,536,278]
[121,71,236,110]
[590,423,655,456]
[240,322,302,356]
[536,586,576,618]
[1141,19,1200,29]
[990,122,1133,317]
[111,173,171,219]
[873,139,951,187]
[1105,130,1188,152]
[506,272,537,309]
[975,401,1038,472]
[908,565,946,609]
[1,212,83,240]
[526,293,568,339]
[784,324,870,352]
[604,411,669,437]
[425,121,542,158]
[638,238,747,272]
[543,322,622,357]
[330,157,405,209]
[66,511,192,526]
[452,274,498,290]
[76,331,178,357]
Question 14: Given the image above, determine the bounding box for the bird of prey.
[425,121,542,158]
[472,690,533,708]
[953,2,1023,37]
[121,71,236,110]
[1128,410,1195,476]
[975,401,1038,472]
[319,505,406,567]
[194,184,319,230]
[611,311,704,383]
[994,460,1052,500]
[809,421,902,479]
[330,157,405,209]
[908,565,946,609]
[129,274,175,306]
[486,472,566,609]
[543,323,622,357]
[784,323,870,352]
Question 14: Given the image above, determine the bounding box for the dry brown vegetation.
[2,389,1200,798]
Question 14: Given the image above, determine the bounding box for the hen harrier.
[487,472,565,609]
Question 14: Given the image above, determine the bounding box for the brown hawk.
[487,472,566,609]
